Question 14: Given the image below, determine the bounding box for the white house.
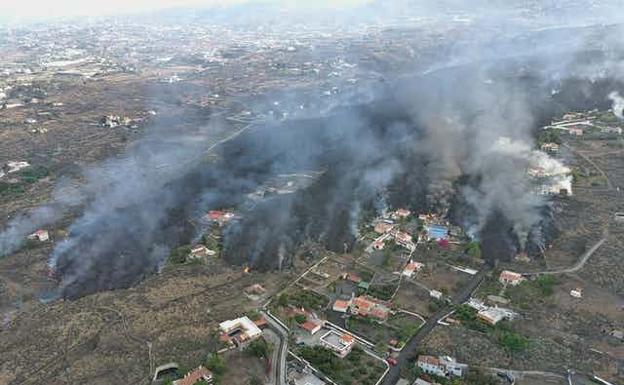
[417,355,466,378]
[219,316,262,347]
[28,229,49,242]
[320,331,355,358]
[570,288,583,298]
[402,261,424,278]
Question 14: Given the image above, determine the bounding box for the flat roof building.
[320,330,355,358]
[426,225,448,241]
[219,316,262,347]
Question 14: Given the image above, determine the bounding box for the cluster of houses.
[371,219,416,252]
[332,294,391,321]
[285,305,358,359]
[367,209,462,254]
[371,209,414,247]
[545,112,623,137]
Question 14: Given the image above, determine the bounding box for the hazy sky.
[0,0,370,20]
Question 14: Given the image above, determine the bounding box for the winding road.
[380,270,488,385]
[262,310,288,385]
[523,231,608,276]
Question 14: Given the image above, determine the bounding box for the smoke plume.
[609,91,624,119]
[1,1,624,297]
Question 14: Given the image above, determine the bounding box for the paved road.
[523,232,608,276]
[380,270,488,385]
[262,311,288,385]
[263,328,282,385]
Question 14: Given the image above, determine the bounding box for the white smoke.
[608,91,624,119]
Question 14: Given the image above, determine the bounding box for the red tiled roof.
[254,317,268,328]
[207,210,225,219]
[395,231,412,242]
[370,307,389,320]
[418,355,440,366]
[340,334,355,344]
[333,299,350,311]
[375,222,394,233]
[499,270,523,282]
[352,297,375,312]
[345,272,362,283]
[174,366,213,385]
[300,320,321,333]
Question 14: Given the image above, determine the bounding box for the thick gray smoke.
[46,111,226,297]
[1,1,624,298]
[0,181,84,256]
[397,69,548,249]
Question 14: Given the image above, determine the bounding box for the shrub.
[496,330,530,353]
[288,290,327,310]
[245,338,270,359]
[19,165,49,183]
[168,245,191,264]
[0,182,25,197]
[534,275,557,296]
[454,305,477,322]
[466,241,481,258]
[277,293,289,307]
[206,353,226,375]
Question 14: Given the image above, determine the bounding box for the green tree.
[168,245,191,264]
[245,338,271,359]
[454,304,477,322]
[396,322,420,342]
[19,165,49,184]
[374,341,387,355]
[277,293,289,307]
[206,353,226,376]
[534,275,557,296]
[466,241,481,258]
[496,330,530,353]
